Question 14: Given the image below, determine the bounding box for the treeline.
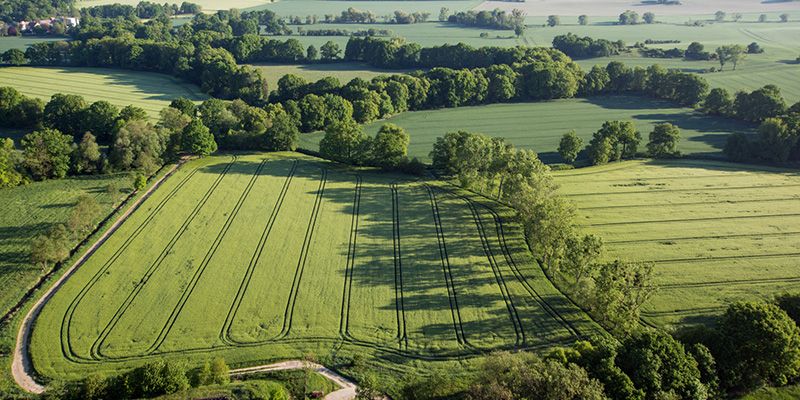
[296,27,392,37]
[552,33,627,59]
[80,1,202,19]
[0,0,74,22]
[446,9,526,30]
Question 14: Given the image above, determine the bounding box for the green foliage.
[558,130,584,164]
[43,93,88,138]
[21,128,74,180]
[647,123,681,158]
[371,123,409,168]
[133,174,148,191]
[82,101,120,143]
[775,293,800,326]
[724,132,751,162]
[0,137,23,188]
[72,133,102,175]
[182,119,218,156]
[591,260,656,335]
[716,45,747,71]
[30,223,70,271]
[702,88,733,116]
[169,97,198,117]
[264,110,299,151]
[734,85,787,122]
[547,15,560,27]
[619,10,640,25]
[111,120,165,173]
[758,118,796,162]
[467,351,606,400]
[319,119,371,164]
[587,121,641,165]
[716,301,800,391]
[320,41,342,61]
[2,48,27,65]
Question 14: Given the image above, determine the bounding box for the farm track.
[577,197,800,211]
[466,195,583,340]
[89,157,237,359]
[650,252,800,265]
[220,160,299,346]
[606,230,800,245]
[390,183,409,350]
[581,212,800,227]
[278,168,328,340]
[426,186,469,347]
[60,162,210,363]
[566,183,800,197]
[338,176,362,341]
[145,160,268,355]
[660,276,800,289]
[456,193,524,347]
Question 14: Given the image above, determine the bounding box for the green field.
[30,152,602,381]
[554,159,800,330]
[0,67,207,118]
[299,95,755,163]
[0,37,65,53]
[0,174,134,320]
[254,63,414,92]
[77,0,272,11]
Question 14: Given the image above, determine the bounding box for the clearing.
[0,67,207,118]
[252,63,413,92]
[298,95,755,163]
[29,152,602,381]
[554,159,800,330]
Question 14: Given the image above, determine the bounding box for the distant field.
[248,0,482,16]
[253,62,414,91]
[0,174,133,321]
[299,95,755,163]
[31,152,602,381]
[0,37,64,53]
[475,0,800,17]
[0,67,207,118]
[554,159,800,330]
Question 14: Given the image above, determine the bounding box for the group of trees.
[52,358,230,400]
[558,121,681,165]
[80,1,202,20]
[720,92,800,163]
[446,9,526,30]
[319,122,422,172]
[30,195,103,272]
[552,33,626,59]
[0,0,74,22]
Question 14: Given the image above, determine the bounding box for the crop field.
[553,159,800,330]
[77,0,272,11]
[0,67,207,118]
[0,173,133,321]
[475,0,800,17]
[298,95,754,163]
[0,37,64,53]
[30,152,602,380]
[248,0,482,17]
[253,63,414,92]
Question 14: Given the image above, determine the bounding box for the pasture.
[554,159,800,330]
[298,95,755,163]
[0,174,133,321]
[0,67,207,118]
[253,63,414,92]
[30,152,602,381]
[77,0,272,11]
[475,0,800,17]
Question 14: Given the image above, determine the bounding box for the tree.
[647,123,681,158]
[558,130,583,164]
[716,44,746,71]
[578,15,588,25]
[439,7,450,22]
[0,138,23,188]
[320,41,342,61]
[82,101,120,143]
[643,12,655,24]
[581,65,610,95]
[372,123,410,168]
[747,42,763,54]
[758,118,797,162]
[30,224,70,272]
[467,352,606,400]
[780,13,789,22]
[319,120,371,164]
[685,41,710,60]
[264,111,299,151]
[514,24,525,38]
[588,120,640,164]
[72,132,102,174]
[306,44,318,61]
[110,120,165,173]
[119,105,149,122]
[44,93,87,137]
[592,260,655,334]
[169,97,197,117]
[547,15,560,27]
[733,12,743,22]
[716,301,800,391]
[561,234,602,288]
[715,11,726,22]
[702,88,733,115]
[587,135,613,165]
[21,128,73,180]
[617,331,708,399]
[181,119,217,156]
[2,48,27,65]
[66,195,101,237]
[759,13,768,23]
[209,358,229,385]
[724,132,751,162]
[619,10,639,25]
[734,85,787,122]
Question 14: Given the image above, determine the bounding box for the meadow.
[77,0,273,11]
[29,152,603,381]
[253,62,414,92]
[554,159,800,330]
[0,67,207,118]
[0,174,134,322]
[298,95,755,163]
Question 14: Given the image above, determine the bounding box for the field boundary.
[390,183,409,350]
[13,160,186,393]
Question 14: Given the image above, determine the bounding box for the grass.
[298,95,755,164]
[77,0,273,11]
[0,173,134,321]
[247,0,482,17]
[29,152,602,384]
[0,66,207,119]
[740,385,800,400]
[253,62,414,92]
[0,37,65,53]
[553,159,800,331]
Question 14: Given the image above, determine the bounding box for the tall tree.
[0,138,23,188]
[72,132,102,174]
[558,130,583,164]
[21,128,73,180]
[181,119,217,156]
[647,123,681,158]
[371,123,410,168]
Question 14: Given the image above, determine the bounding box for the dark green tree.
[44,93,88,137]
[21,128,73,180]
[169,97,197,117]
[558,130,584,164]
[82,101,120,143]
[319,120,371,164]
[647,123,681,158]
[72,132,102,174]
[371,123,410,168]
[182,119,217,156]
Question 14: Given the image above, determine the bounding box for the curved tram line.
[52,165,583,366]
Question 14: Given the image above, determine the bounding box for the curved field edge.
[27,152,604,383]
[554,158,800,331]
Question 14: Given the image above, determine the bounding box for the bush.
[133,174,147,191]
